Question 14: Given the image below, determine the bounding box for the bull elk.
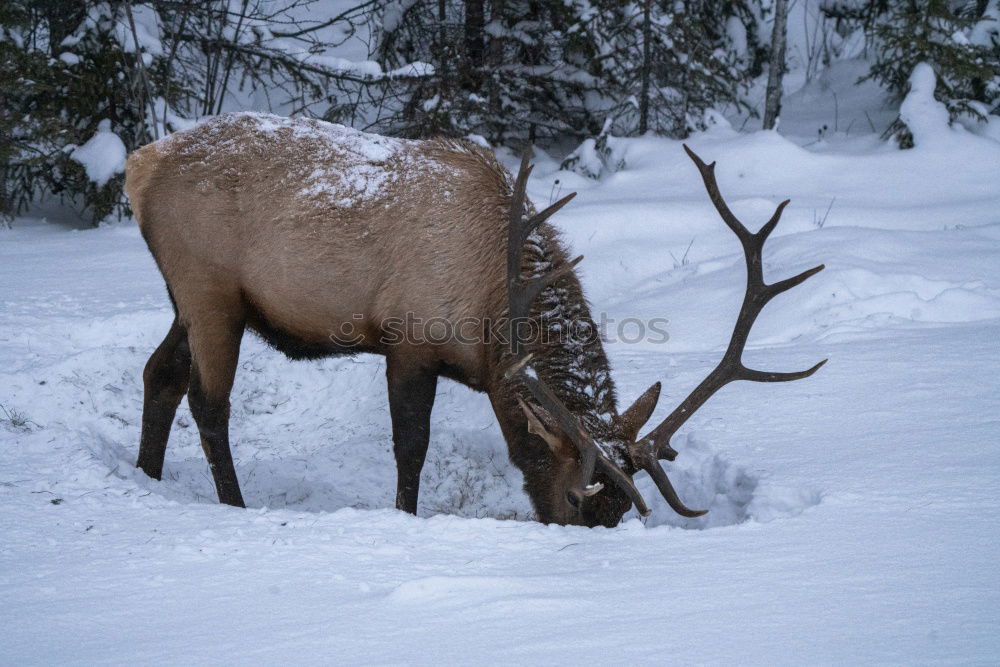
[125,112,824,527]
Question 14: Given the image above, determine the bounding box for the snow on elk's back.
[155,112,441,208]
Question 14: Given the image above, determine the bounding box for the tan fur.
[128,112,643,525]
[131,114,519,385]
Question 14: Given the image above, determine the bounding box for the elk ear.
[619,382,661,441]
[517,397,571,456]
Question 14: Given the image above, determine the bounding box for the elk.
[125,112,824,527]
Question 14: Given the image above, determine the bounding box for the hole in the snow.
[65,335,816,529]
[82,348,819,529]
[628,431,822,529]
[85,355,543,520]
[92,427,820,529]
[86,407,537,521]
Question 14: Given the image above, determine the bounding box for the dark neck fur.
[512,225,619,437]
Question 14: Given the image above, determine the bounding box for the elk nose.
[566,490,583,509]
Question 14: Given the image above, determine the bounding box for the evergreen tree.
[1,0,431,224]
[582,0,758,139]
[1,1,167,223]
[862,0,1000,144]
[820,0,892,37]
[371,0,603,144]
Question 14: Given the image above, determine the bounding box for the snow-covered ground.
[3,78,1000,662]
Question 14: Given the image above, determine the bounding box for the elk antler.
[504,151,653,515]
[627,144,827,518]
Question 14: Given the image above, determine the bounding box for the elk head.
[505,145,826,527]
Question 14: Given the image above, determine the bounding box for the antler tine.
[766,263,825,299]
[740,358,827,383]
[639,452,707,518]
[504,148,653,517]
[682,143,751,242]
[629,145,826,518]
[507,153,578,343]
[507,152,533,323]
[516,368,652,516]
[526,191,577,232]
[758,199,791,242]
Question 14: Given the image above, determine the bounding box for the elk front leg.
[186,313,246,508]
[137,318,191,480]
[386,356,438,514]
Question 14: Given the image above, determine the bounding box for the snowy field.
[3,74,1000,663]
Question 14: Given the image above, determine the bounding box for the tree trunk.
[462,0,485,94]
[438,0,448,75]
[762,0,788,131]
[464,0,485,67]
[486,0,506,144]
[0,159,12,225]
[638,0,652,135]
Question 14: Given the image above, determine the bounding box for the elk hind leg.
[137,318,191,480]
[187,311,246,508]
[387,357,438,514]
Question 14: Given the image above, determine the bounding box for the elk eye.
[566,491,582,509]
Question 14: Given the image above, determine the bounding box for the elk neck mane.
[429,132,621,435]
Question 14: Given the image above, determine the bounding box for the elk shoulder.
[125,112,579,389]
